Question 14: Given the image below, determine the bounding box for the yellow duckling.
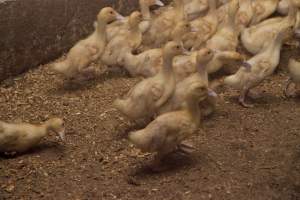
[241,2,296,54]
[224,27,293,107]
[284,58,300,97]
[235,0,254,31]
[128,80,208,171]
[250,0,279,25]
[142,0,186,48]
[52,7,123,81]
[184,0,209,20]
[159,48,217,117]
[106,0,164,40]
[173,48,214,82]
[120,21,192,77]
[183,0,218,49]
[102,11,143,66]
[113,41,185,121]
[0,118,65,154]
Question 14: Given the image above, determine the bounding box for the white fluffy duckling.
[285,58,300,97]
[159,48,217,117]
[0,118,65,154]
[250,0,279,25]
[128,80,208,171]
[52,7,123,81]
[121,21,192,77]
[224,27,293,107]
[113,41,185,121]
[102,11,143,66]
[241,2,296,54]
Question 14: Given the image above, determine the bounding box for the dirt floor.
[0,45,300,200]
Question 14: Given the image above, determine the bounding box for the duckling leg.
[239,88,254,108]
[177,141,196,155]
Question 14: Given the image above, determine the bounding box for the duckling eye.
[110,11,113,14]
[176,45,180,49]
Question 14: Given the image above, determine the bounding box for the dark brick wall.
[0,0,141,82]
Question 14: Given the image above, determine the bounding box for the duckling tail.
[52,60,70,75]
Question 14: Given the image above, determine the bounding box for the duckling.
[206,0,239,52]
[113,41,185,121]
[183,0,218,49]
[106,0,164,40]
[224,27,293,107]
[52,7,123,81]
[173,48,214,82]
[0,118,65,154]
[139,0,165,33]
[235,0,254,31]
[284,58,300,97]
[102,11,143,66]
[121,21,192,77]
[159,48,217,117]
[128,81,208,171]
[184,0,209,20]
[250,0,279,25]
[241,2,296,54]
[142,0,186,48]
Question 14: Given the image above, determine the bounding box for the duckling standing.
[0,118,65,154]
[121,21,192,77]
[224,27,293,107]
[159,48,216,117]
[51,7,123,81]
[102,11,143,66]
[128,81,208,171]
[284,58,300,97]
[113,41,185,121]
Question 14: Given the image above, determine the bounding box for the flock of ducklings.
[1,0,300,171]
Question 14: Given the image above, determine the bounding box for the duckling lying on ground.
[113,41,185,121]
[224,27,293,107]
[0,118,65,154]
[51,7,123,81]
[285,58,300,97]
[128,80,208,171]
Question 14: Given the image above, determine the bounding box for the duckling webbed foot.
[177,141,196,155]
[239,89,254,108]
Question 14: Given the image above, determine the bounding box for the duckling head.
[171,21,193,42]
[187,81,209,102]
[196,48,214,65]
[128,11,143,28]
[97,7,124,24]
[163,41,185,58]
[45,118,65,141]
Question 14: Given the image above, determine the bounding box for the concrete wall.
[0,0,141,82]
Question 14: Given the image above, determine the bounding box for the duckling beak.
[58,129,65,141]
[116,13,125,21]
[155,0,164,6]
[190,27,198,33]
[208,88,218,97]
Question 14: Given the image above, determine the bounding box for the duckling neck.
[208,0,217,12]
[196,63,208,83]
[96,20,107,42]
[186,98,201,125]
[162,54,174,75]
[175,0,185,20]
[140,1,151,20]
